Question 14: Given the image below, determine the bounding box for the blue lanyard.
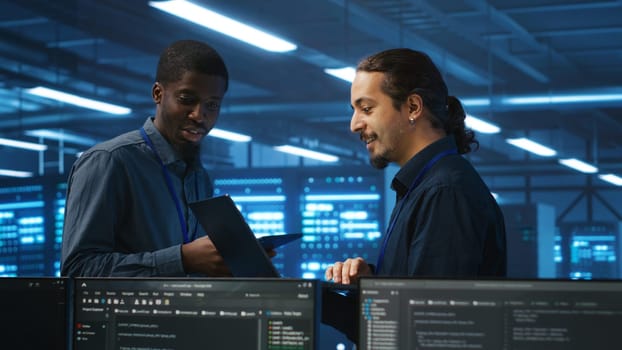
[375,147,458,273]
[140,127,192,244]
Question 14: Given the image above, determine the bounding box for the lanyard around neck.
[140,127,191,244]
[375,147,458,273]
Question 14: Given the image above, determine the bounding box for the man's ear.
[152,82,163,104]
[407,93,423,115]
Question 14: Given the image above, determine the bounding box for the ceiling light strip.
[149,0,297,53]
[0,137,47,151]
[26,87,131,115]
[0,169,34,178]
[274,145,339,162]
[558,158,598,174]
[506,137,557,157]
[598,174,622,186]
[324,67,356,83]
[504,94,622,105]
[465,115,501,134]
[208,128,252,142]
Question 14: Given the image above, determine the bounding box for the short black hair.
[155,40,229,91]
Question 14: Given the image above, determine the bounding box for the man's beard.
[370,154,390,169]
[177,143,201,165]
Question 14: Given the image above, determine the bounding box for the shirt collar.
[391,135,457,198]
[142,117,184,166]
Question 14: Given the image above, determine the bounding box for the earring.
[408,117,416,126]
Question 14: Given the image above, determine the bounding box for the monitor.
[73,278,319,349]
[359,278,622,349]
[0,277,69,350]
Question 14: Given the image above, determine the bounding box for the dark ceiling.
[1,0,621,179]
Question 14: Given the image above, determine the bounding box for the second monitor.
[73,278,319,349]
[359,277,622,350]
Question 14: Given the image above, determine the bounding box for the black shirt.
[376,135,506,277]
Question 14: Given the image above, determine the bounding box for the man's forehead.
[167,74,226,95]
[351,73,386,103]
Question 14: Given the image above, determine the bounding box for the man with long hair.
[325,48,506,284]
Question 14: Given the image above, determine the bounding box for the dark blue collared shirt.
[61,118,212,277]
[377,135,506,277]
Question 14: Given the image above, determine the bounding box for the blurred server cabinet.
[210,166,384,279]
[501,203,556,278]
[558,221,622,279]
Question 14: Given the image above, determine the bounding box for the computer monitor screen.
[73,278,319,349]
[359,278,622,350]
[0,277,68,350]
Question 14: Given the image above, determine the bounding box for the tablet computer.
[258,233,302,250]
[189,195,301,277]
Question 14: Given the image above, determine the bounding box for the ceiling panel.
[0,0,620,180]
